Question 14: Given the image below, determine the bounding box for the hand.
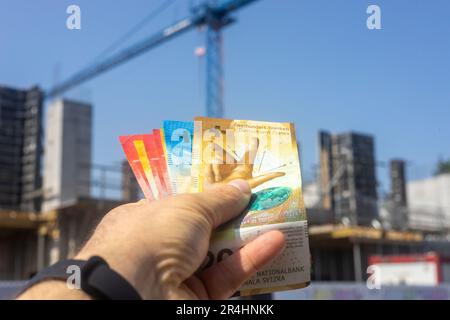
[204,137,285,188]
[19,179,285,300]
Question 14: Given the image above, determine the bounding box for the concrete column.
[353,242,363,282]
[37,227,46,271]
[314,249,321,281]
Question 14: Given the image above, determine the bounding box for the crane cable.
[91,0,178,64]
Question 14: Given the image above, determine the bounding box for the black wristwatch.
[19,256,142,300]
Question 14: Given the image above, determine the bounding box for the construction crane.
[47,0,261,118]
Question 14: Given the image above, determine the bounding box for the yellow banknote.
[192,117,311,296]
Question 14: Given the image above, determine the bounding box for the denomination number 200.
[201,249,234,270]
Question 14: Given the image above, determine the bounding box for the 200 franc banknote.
[192,117,311,296]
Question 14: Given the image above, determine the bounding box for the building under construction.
[0,94,141,280]
[319,130,378,226]
[0,85,43,279]
[0,85,43,212]
[309,224,450,282]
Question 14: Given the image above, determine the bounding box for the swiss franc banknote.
[192,117,311,296]
[119,135,157,200]
[152,129,172,197]
[162,120,194,194]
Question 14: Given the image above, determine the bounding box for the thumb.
[182,179,252,229]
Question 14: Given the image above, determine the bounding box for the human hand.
[73,179,285,300]
[204,137,285,188]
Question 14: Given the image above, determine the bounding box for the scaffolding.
[319,131,378,226]
[0,85,43,213]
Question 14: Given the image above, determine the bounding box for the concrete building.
[0,85,43,212]
[0,85,43,280]
[390,159,408,207]
[42,99,92,212]
[378,159,409,230]
[319,131,378,226]
[407,174,450,231]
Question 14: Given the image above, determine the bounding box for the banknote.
[146,133,168,199]
[192,117,311,296]
[162,120,194,194]
[119,135,156,200]
[140,134,163,199]
[153,129,172,196]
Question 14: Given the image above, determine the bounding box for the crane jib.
[46,0,262,113]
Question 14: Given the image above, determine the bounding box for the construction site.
[1,0,450,299]
[1,90,450,282]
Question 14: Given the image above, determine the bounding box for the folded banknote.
[192,117,310,296]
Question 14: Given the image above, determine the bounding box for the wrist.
[18,280,91,300]
[18,255,146,300]
[74,247,163,299]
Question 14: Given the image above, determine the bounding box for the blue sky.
[1,0,449,193]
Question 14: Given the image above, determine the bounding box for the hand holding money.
[19,117,310,300]
[72,180,286,300]
[120,117,311,296]
[19,180,286,300]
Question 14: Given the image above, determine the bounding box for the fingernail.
[227,179,251,195]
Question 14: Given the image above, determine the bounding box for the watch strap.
[18,256,142,300]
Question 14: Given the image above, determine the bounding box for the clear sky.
[1,0,449,195]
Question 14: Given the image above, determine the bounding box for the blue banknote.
[162,120,194,194]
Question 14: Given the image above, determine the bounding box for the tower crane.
[47,0,261,118]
